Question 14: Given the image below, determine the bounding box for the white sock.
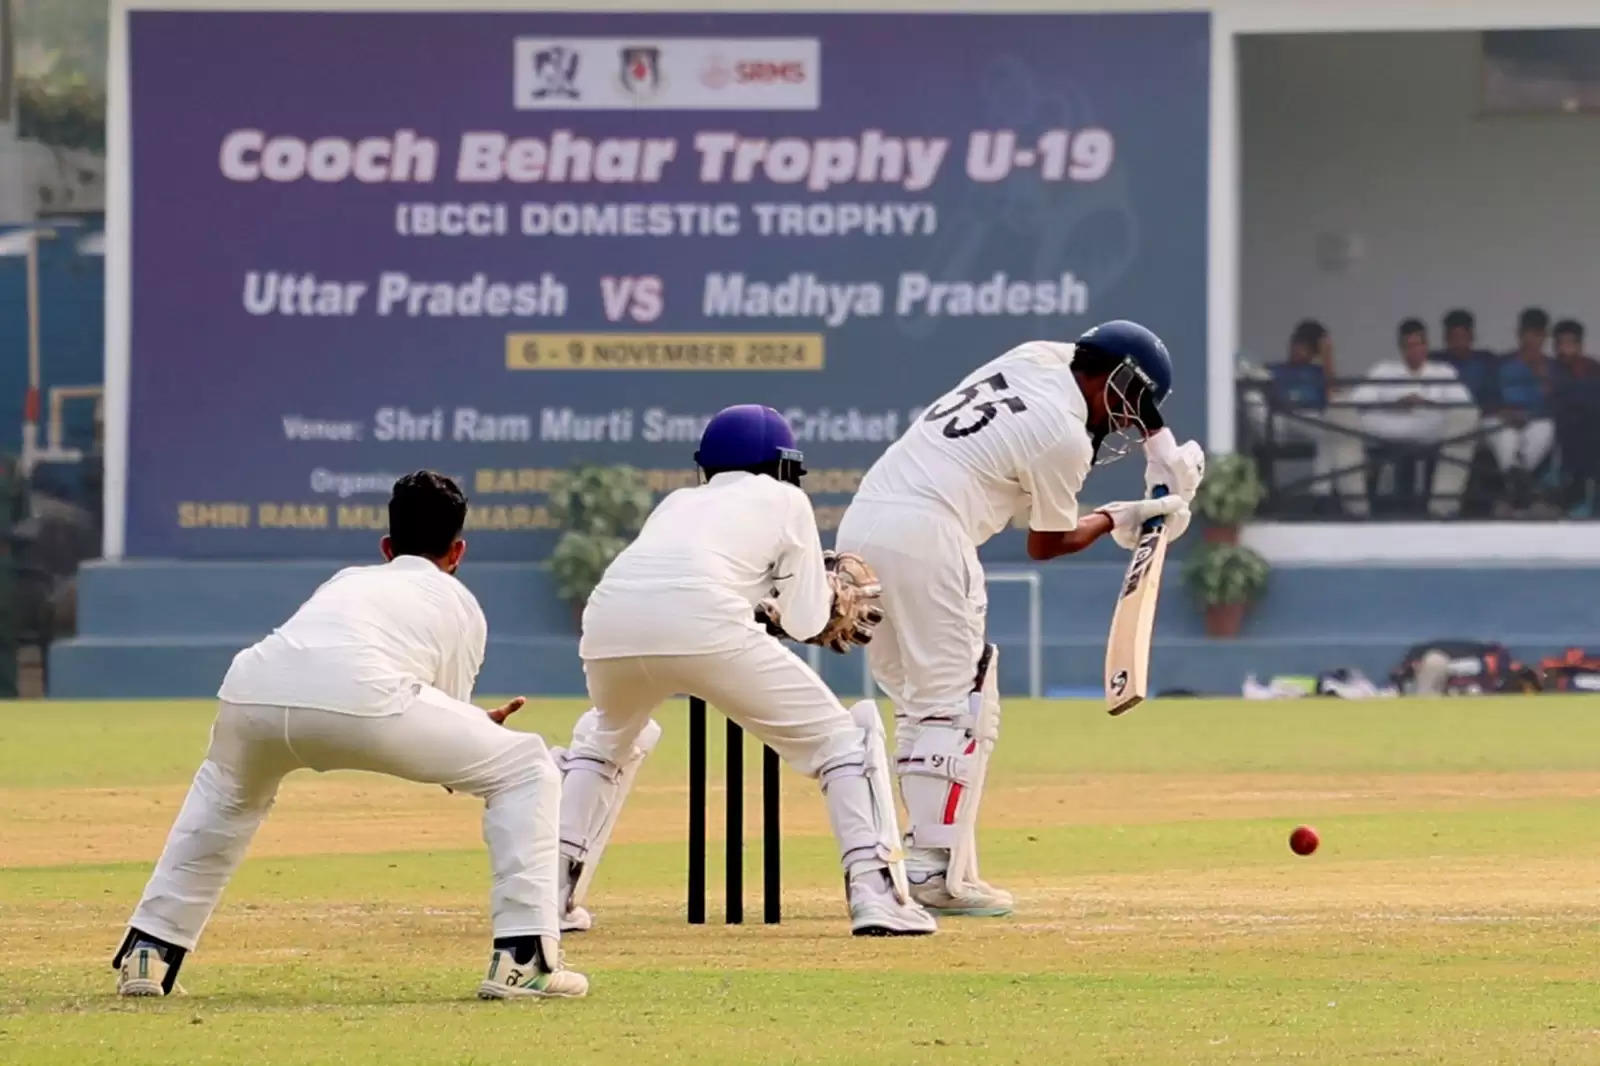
[905,846,947,882]
[848,865,896,902]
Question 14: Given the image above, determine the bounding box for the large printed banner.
[125,10,1209,559]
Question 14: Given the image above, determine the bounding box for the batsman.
[554,404,936,937]
[836,321,1207,916]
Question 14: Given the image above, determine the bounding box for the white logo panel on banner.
[514,37,821,111]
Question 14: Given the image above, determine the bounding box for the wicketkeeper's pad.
[555,711,663,912]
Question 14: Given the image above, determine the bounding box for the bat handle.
[1143,483,1170,532]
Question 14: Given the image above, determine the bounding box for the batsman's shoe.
[559,905,593,934]
[909,872,1015,917]
[117,943,180,997]
[848,870,937,937]
[477,947,589,1000]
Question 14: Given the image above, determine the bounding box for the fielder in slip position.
[111,472,587,1001]
[836,321,1207,916]
[556,404,937,937]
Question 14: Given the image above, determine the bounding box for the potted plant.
[16,73,106,153]
[1191,453,1265,543]
[546,465,653,626]
[1182,543,1269,637]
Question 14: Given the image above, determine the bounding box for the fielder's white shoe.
[559,905,593,933]
[848,870,937,936]
[908,871,1015,917]
[117,943,181,997]
[477,943,589,1000]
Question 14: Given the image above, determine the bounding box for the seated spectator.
[1240,320,1354,513]
[1272,319,1333,407]
[1334,319,1479,518]
[1490,307,1555,508]
[1551,318,1600,380]
[1549,318,1600,513]
[1430,309,1500,409]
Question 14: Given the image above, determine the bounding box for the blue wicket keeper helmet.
[694,404,807,486]
[1073,319,1174,463]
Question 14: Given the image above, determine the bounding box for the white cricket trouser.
[836,500,985,719]
[1317,406,1481,517]
[837,500,989,869]
[1489,417,1555,472]
[1243,395,1352,501]
[577,635,860,776]
[127,687,562,951]
[574,634,898,884]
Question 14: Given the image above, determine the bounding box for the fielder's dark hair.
[388,470,467,559]
[1442,309,1475,332]
[1289,319,1328,350]
[1554,318,1584,341]
[1518,306,1550,333]
[1397,318,1426,342]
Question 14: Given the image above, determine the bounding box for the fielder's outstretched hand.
[487,696,527,725]
[442,697,529,793]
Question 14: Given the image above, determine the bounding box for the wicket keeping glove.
[809,551,885,653]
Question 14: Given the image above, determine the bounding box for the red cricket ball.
[1289,825,1320,856]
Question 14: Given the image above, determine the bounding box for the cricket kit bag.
[1538,648,1600,693]
[1390,640,1541,696]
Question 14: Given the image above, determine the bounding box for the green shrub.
[549,531,629,605]
[16,74,105,152]
[547,464,653,537]
[1192,453,1265,527]
[545,465,652,607]
[1182,543,1269,607]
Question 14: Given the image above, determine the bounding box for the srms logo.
[735,60,806,83]
[700,53,807,88]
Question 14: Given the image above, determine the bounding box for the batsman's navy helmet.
[694,404,807,486]
[1075,320,1173,406]
[1074,320,1175,463]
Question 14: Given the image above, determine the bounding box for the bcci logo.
[620,46,663,98]
[527,46,580,99]
[1109,670,1128,697]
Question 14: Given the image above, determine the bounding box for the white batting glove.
[1096,495,1186,550]
[1163,498,1193,543]
[1143,429,1206,504]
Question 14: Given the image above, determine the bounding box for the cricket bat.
[1103,485,1170,716]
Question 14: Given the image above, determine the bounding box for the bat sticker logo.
[1109,669,1128,697]
[1120,531,1162,597]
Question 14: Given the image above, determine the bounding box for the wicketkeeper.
[554,404,936,937]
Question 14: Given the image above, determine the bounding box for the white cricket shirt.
[852,341,1094,545]
[1347,360,1472,404]
[1347,360,1475,440]
[217,554,488,715]
[580,471,832,659]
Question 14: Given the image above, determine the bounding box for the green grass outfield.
[4,696,1600,1064]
